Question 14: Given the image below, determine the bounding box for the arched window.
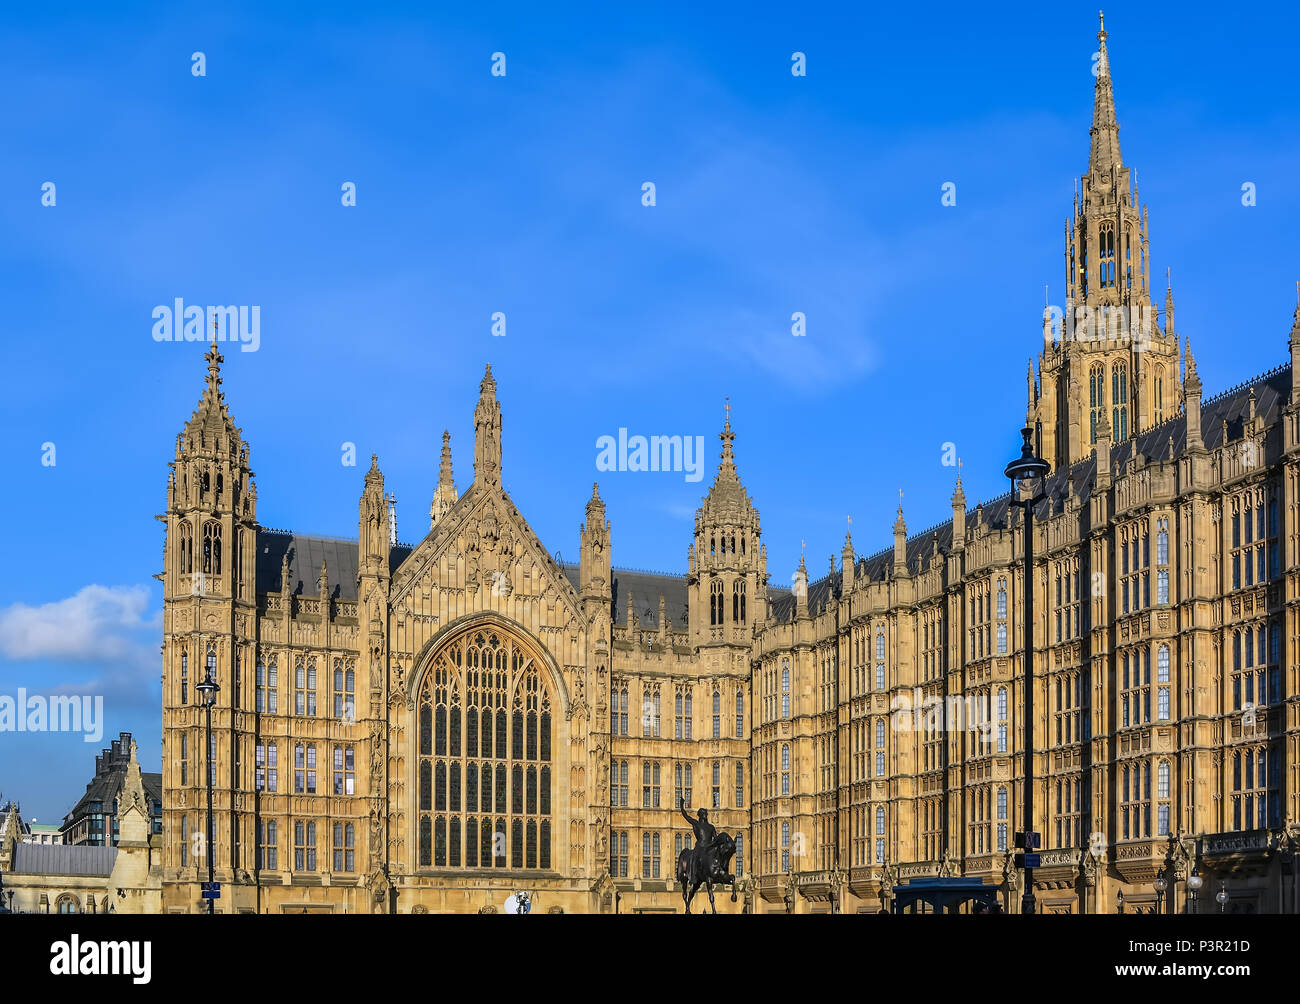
[202,520,222,576]
[416,628,552,871]
[177,521,193,574]
[997,687,1008,721]
[710,579,724,626]
[733,580,747,623]
[1158,760,1170,799]
[1089,363,1105,444]
[1157,645,1170,683]
[1099,222,1115,287]
[875,719,885,748]
[735,689,744,737]
[55,894,80,914]
[781,658,790,719]
[997,787,1007,820]
[875,806,885,835]
[611,682,628,736]
[712,690,721,738]
[1112,361,1128,439]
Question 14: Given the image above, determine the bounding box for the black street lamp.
[1004,426,1050,916]
[1216,883,1229,914]
[1116,889,1125,914]
[1153,875,1166,914]
[196,669,220,915]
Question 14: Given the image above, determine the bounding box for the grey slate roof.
[256,530,414,602]
[11,843,118,877]
[769,364,1292,623]
[561,564,690,630]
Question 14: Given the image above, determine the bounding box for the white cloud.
[0,585,159,661]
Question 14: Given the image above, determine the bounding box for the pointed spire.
[841,516,856,593]
[893,491,908,575]
[431,430,459,528]
[1027,359,1037,420]
[181,317,240,447]
[1289,283,1300,407]
[702,397,753,516]
[1090,11,1123,176]
[794,546,809,616]
[586,481,605,520]
[1165,269,1176,336]
[952,467,967,551]
[1185,337,1205,452]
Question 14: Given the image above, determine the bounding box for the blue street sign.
[201,882,221,898]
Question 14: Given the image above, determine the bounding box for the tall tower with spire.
[1031,12,1182,469]
[687,402,769,649]
[161,333,258,879]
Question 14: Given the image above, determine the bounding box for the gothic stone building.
[159,19,1300,913]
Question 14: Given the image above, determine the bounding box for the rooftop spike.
[1089,11,1123,176]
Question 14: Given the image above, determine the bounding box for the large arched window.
[710,579,724,626]
[416,627,553,872]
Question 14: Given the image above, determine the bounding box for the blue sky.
[1,1,1298,822]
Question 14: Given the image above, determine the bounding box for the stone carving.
[464,500,517,595]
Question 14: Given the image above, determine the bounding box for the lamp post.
[1216,883,1229,914]
[196,669,220,916]
[1153,875,1166,915]
[1116,890,1125,915]
[1187,869,1203,914]
[1004,426,1050,916]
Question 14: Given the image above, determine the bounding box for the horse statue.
[677,799,738,913]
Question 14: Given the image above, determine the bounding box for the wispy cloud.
[0,585,159,661]
[0,586,161,710]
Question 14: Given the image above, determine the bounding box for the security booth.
[891,877,1001,914]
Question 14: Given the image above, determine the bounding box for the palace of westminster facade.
[158,20,1300,913]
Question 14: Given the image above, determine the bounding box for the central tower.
[1030,13,1182,470]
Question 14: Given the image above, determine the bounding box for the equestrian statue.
[676,798,738,913]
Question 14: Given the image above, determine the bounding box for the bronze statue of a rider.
[676,798,737,912]
[680,799,718,857]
